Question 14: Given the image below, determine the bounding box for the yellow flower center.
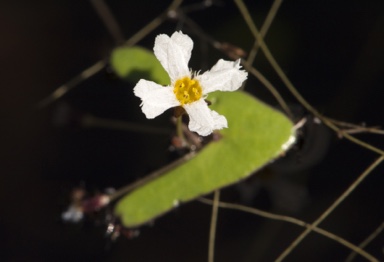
[173,77,202,105]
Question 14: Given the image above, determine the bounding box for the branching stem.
[199,198,379,262]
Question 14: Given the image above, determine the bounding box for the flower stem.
[176,116,186,147]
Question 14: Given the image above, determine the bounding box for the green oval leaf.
[110,46,170,85]
[115,91,295,227]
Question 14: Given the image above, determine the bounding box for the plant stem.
[208,190,220,262]
[176,116,186,147]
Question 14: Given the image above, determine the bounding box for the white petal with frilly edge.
[184,99,228,136]
[134,79,179,119]
[196,59,247,94]
[169,31,193,63]
[154,32,193,82]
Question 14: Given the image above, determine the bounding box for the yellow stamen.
[173,77,202,105]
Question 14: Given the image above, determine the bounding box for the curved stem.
[247,0,283,66]
[37,61,106,108]
[199,198,379,262]
[90,0,125,44]
[275,156,383,262]
[241,61,293,119]
[346,221,384,262]
[208,190,220,262]
[38,0,184,108]
[234,0,384,156]
[176,116,186,146]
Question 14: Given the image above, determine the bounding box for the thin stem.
[239,0,283,92]
[81,114,171,135]
[198,198,379,262]
[325,117,371,129]
[38,0,184,108]
[179,11,292,119]
[108,151,196,202]
[234,0,384,156]
[37,61,106,108]
[247,0,283,66]
[275,156,384,262]
[178,12,218,47]
[241,61,293,119]
[346,221,384,262]
[208,190,220,262]
[89,0,125,44]
[182,0,214,13]
[325,117,384,135]
[176,116,186,146]
[233,1,384,260]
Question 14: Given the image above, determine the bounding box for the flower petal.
[134,79,179,119]
[154,31,193,82]
[196,59,248,94]
[184,99,227,136]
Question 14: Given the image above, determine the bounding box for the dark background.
[1,0,384,261]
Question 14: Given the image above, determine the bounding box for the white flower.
[133,31,248,136]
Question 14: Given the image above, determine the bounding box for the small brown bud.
[219,42,247,60]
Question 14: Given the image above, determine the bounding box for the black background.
[1,0,384,261]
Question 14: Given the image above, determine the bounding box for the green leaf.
[110,46,170,85]
[115,91,295,227]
